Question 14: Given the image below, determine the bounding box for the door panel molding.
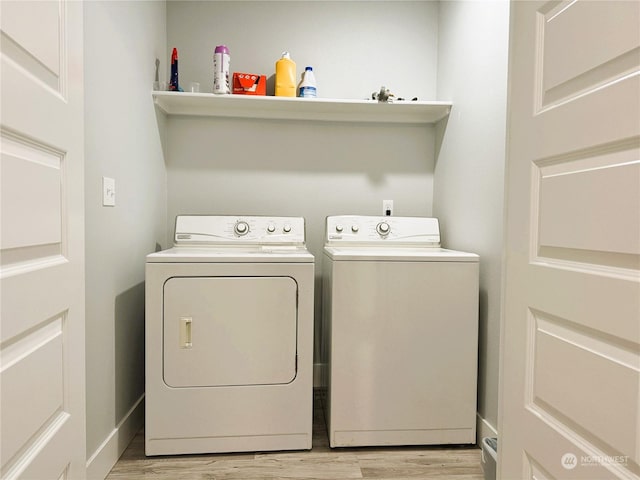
[0,0,65,95]
[526,310,639,461]
[1,130,65,256]
[535,0,640,111]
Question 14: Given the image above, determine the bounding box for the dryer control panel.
[326,215,441,246]
[174,215,306,245]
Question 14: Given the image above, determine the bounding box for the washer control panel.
[326,215,441,246]
[174,215,305,245]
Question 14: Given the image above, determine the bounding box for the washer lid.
[324,246,479,262]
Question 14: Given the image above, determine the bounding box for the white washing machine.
[145,215,314,456]
[322,215,479,447]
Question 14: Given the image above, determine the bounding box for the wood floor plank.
[110,455,363,480]
[357,449,483,479]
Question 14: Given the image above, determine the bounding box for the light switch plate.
[103,177,115,206]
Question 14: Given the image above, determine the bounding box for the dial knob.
[335,224,344,233]
[234,221,249,236]
[283,224,292,233]
[351,225,359,233]
[376,221,390,236]
[267,224,276,233]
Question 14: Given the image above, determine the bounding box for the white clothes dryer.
[322,215,479,448]
[145,215,314,456]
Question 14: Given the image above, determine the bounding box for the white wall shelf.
[153,92,452,124]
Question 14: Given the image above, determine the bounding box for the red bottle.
[169,48,179,91]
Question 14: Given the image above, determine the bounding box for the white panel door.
[500,1,639,479]
[1,1,86,479]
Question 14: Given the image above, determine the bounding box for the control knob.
[267,224,276,233]
[335,224,344,233]
[234,221,250,236]
[376,221,390,237]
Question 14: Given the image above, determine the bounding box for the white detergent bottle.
[213,45,230,94]
[298,66,317,98]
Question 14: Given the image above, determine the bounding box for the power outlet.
[103,177,116,206]
[382,199,393,216]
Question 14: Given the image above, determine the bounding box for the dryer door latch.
[179,316,193,348]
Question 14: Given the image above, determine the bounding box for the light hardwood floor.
[107,395,484,479]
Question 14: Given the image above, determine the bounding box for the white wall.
[167,1,439,100]
[434,1,510,437]
[84,1,167,477]
[165,1,441,368]
[165,117,435,255]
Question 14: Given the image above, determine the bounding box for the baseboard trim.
[86,394,145,480]
[476,412,498,445]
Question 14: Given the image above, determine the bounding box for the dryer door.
[163,276,298,387]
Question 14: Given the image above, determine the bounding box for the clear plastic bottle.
[275,52,296,97]
[298,66,317,98]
